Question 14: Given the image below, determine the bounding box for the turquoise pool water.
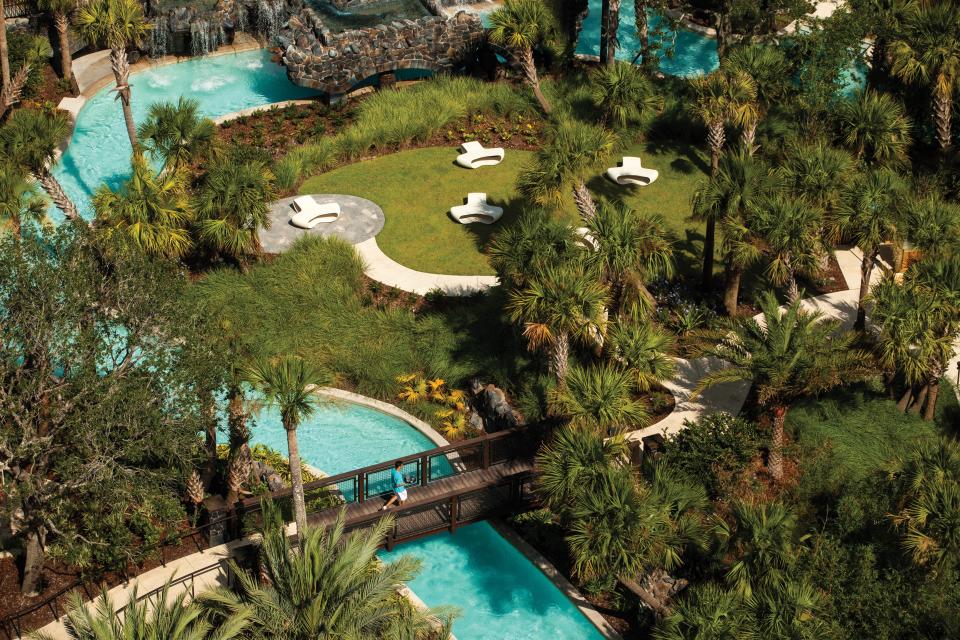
[381,522,607,640]
[576,2,718,77]
[52,49,318,222]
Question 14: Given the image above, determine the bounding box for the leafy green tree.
[653,583,754,640]
[694,290,869,482]
[0,107,80,221]
[751,196,823,301]
[835,90,912,166]
[93,155,194,259]
[0,229,210,595]
[890,1,960,151]
[488,210,582,288]
[716,501,801,599]
[550,363,649,434]
[606,320,676,392]
[488,0,557,114]
[590,60,659,127]
[201,507,454,639]
[507,264,609,382]
[0,160,46,239]
[38,0,77,80]
[194,158,276,269]
[518,118,615,223]
[75,0,151,148]
[244,356,328,542]
[138,97,217,172]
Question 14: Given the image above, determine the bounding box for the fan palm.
[506,264,609,382]
[779,139,856,249]
[488,210,582,288]
[138,97,217,172]
[691,149,776,315]
[693,290,869,481]
[93,155,194,259]
[715,501,800,599]
[890,1,960,151]
[586,200,675,318]
[200,508,454,639]
[653,583,754,640]
[550,364,649,435]
[749,579,826,640]
[840,168,905,329]
[590,60,659,128]
[38,0,77,80]
[75,0,151,149]
[723,44,790,155]
[487,0,556,114]
[835,90,912,166]
[862,0,917,84]
[900,193,960,257]
[245,357,328,542]
[752,196,823,302]
[0,162,46,240]
[195,158,276,268]
[40,579,252,640]
[0,108,80,221]
[606,320,676,392]
[689,70,757,288]
[517,119,615,223]
[0,35,52,117]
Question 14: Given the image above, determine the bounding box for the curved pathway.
[354,238,499,296]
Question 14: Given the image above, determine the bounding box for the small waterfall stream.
[257,0,284,44]
[150,15,169,58]
[191,19,211,56]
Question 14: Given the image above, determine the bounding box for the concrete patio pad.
[260,194,385,253]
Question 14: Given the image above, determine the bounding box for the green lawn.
[299,144,711,277]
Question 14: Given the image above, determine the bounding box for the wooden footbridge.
[233,428,538,549]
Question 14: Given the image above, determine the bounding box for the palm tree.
[749,579,827,639]
[694,290,869,482]
[75,0,151,149]
[890,2,960,151]
[550,364,649,435]
[752,196,823,301]
[518,119,615,223]
[0,0,9,107]
[590,61,659,128]
[715,501,799,599]
[840,168,904,329]
[0,35,52,117]
[488,210,582,288]
[0,108,80,221]
[195,159,276,268]
[244,356,327,542]
[600,0,621,65]
[200,508,454,639]
[38,0,77,81]
[506,264,609,382]
[653,583,754,640]
[93,155,194,259]
[0,162,46,240]
[691,149,776,315]
[138,97,217,172]
[835,90,912,166]
[723,44,790,155]
[862,0,917,85]
[901,193,960,257]
[606,320,676,392]
[587,200,675,318]
[488,0,556,114]
[534,425,628,522]
[40,580,252,640]
[689,70,757,289]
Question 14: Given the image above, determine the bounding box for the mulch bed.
[801,253,849,296]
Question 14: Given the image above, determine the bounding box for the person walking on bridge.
[380,460,409,510]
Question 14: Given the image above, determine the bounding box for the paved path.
[354,238,499,296]
[260,194,385,253]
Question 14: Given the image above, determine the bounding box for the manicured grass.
[299,143,711,277]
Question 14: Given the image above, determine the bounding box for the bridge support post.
[357,474,366,503]
[449,496,459,533]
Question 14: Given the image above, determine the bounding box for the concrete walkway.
[260,194,385,253]
[354,238,499,296]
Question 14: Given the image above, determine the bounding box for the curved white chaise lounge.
[606,156,659,186]
[450,193,504,225]
[290,196,341,229]
[455,141,505,169]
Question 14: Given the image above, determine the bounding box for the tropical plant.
[840,168,904,329]
[200,507,454,639]
[861,0,917,83]
[835,90,912,166]
[589,60,659,128]
[0,34,52,117]
[600,0,621,64]
[900,192,960,256]
[194,158,276,268]
[0,161,46,239]
[75,0,151,148]
[517,119,615,223]
[715,501,801,599]
[752,196,824,301]
[487,0,557,114]
[693,290,869,482]
[890,1,960,151]
[689,70,758,288]
[93,155,194,259]
[138,97,217,172]
[550,364,649,435]
[488,210,582,288]
[506,264,609,382]
[606,320,676,392]
[653,582,754,640]
[244,357,328,542]
[586,200,675,318]
[723,44,790,155]
[0,108,80,221]
[779,139,856,249]
[0,0,8,109]
[38,0,77,80]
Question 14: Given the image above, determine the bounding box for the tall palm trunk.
[53,11,72,80]
[284,421,308,544]
[519,46,552,114]
[551,331,570,383]
[702,121,724,289]
[855,250,875,330]
[21,527,46,596]
[37,169,80,220]
[933,85,952,152]
[723,258,742,316]
[201,392,218,487]
[599,0,611,64]
[769,404,787,482]
[111,46,138,149]
[923,375,940,422]
[0,0,10,104]
[715,0,731,62]
[603,0,621,65]
[634,0,649,68]
[572,179,597,222]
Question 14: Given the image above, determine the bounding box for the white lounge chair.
[289,196,340,228]
[606,156,659,186]
[450,193,504,225]
[574,226,598,252]
[455,141,505,169]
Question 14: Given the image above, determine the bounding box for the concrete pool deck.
[260,194,386,253]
